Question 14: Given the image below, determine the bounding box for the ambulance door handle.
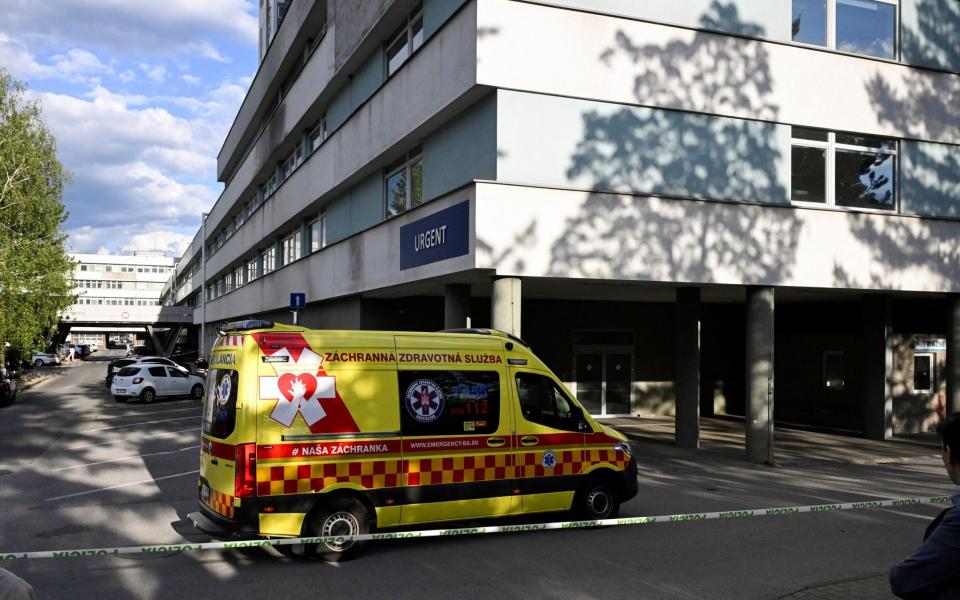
[210,458,219,465]
[520,436,539,446]
[487,437,506,447]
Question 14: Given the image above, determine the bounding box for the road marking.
[84,415,198,433]
[52,446,200,471]
[43,470,200,502]
[94,407,202,420]
[67,428,200,450]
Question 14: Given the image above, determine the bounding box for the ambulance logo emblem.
[217,373,231,406]
[405,379,445,423]
[542,450,557,469]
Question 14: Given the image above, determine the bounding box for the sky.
[0,0,260,258]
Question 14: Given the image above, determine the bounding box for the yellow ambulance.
[188,321,637,560]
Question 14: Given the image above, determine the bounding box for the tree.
[0,68,74,363]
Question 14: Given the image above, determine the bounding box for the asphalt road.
[0,355,953,599]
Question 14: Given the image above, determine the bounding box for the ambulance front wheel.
[311,496,370,562]
[574,476,620,520]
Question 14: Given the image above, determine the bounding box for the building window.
[309,213,326,252]
[385,7,424,77]
[261,246,276,275]
[234,265,245,288]
[913,354,934,393]
[246,257,258,282]
[309,114,327,153]
[385,149,423,217]
[281,231,300,266]
[791,127,896,211]
[791,0,896,59]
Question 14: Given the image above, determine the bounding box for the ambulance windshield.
[203,368,238,439]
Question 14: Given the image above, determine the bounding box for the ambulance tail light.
[132,377,143,384]
[235,443,257,498]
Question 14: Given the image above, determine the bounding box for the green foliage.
[0,68,74,357]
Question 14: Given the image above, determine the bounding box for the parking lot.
[0,354,954,599]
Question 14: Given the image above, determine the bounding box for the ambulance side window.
[515,373,581,432]
[203,369,239,439]
[399,370,500,436]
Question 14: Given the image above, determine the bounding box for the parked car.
[105,356,187,387]
[125,345,155,358]
[77,344,92,359]
[88,342,99,352]
[31,352,60,367]
[111,364,205,403]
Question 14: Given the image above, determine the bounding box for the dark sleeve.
[890,506,960,598]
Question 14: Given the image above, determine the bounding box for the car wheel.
[140,388,156,404]
[307,497,370,562]
[114,395,127,403]
[33,359,43,367]
[191,384,204,400]
[574,476,620,520]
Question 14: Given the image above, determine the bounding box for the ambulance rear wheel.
[311,497,369,562]
[574,476,620,520]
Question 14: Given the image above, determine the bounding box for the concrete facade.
[166,0,960,457]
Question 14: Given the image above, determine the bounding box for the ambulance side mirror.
[573,407,591,432]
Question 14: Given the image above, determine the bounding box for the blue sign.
[290,293,306,309]
[400,200,470,270]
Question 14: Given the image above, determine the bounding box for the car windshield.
[117,367,141,377]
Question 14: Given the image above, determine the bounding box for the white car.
[111,364,205,404]
[31,352,60,367]
[88,342,99,352]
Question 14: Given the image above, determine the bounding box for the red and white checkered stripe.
[217,335,243,348]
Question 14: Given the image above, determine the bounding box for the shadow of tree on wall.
[549,2,801,284]
[833,0,960,290]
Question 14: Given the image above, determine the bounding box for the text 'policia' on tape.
[1,494,951,561]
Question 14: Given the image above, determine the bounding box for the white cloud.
[121,230,194,257]
[139,62,167,83]
[0,35,111,84]
[3,0,258,58]
[181,74,201,86]
[69,225,195,258]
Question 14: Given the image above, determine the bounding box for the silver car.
[111,364,205,404]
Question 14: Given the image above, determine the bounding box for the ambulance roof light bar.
[218,320,275,335]
[439,328,530,348]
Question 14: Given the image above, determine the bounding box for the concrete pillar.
[444,284,472,329]
[948,295,960,415]
[491,277,521,336]
[861,295,893,439]
[674,287,701,448]
[745,286,775,464]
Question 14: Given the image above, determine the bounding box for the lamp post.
[200,212,208,355]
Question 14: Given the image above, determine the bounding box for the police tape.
[1,494,953,561]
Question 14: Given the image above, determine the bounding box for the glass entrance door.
[574,350,633,416]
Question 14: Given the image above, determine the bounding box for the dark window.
[168,368,188,378]
[515,372,584,432]
[399,370,500,436]
[823,351,845,391]
[117,366,141,377]
[204,369,239,439]
[792,0,826,46]
[914,355,933,392]
[791,146,827,203]
[148,366,167,377]
[834,149,895,210]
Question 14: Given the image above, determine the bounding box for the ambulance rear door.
[199,334,248,521]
